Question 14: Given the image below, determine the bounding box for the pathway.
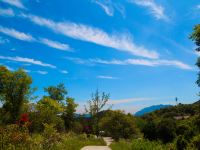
[81,137,113,150]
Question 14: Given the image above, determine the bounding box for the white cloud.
[2,0,25,9]
[36,70,48,75]
[0,26,35,41]
[60,70,68,74]
[97,75,118,79]
[130,0,168,20]
[0,8,14,17]
[94,0,114,16]
[21,14,159,59]
[0,26,71,51]
[108,97,153,105]
[0,56,56,68]
[39,38,70,51]
[67,57,193,70]
[93,0,125,17]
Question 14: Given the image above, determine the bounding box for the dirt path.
[81,137,113,150]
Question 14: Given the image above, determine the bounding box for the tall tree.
[62,97,78,131]
[0,66,32,123]
[190,24,200,114]
[85,89,110,136]
[44,83,67,102]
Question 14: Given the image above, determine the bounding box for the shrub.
[42,123,61,149]
[176,136,187,150]
[157,118,176,143]
[142,120,157,140]
[99,110,138,140]
[191,134,200,150]
[0,124,31,149]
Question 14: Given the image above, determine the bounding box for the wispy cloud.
[67,57,193,70]
[36,70,48,75]
[0,56,56,68]
[2,0,25,9]
[94,0,114,16]
[129,0,168,20]
[0,8,14,17]
[93,0,125,17]
[0,26,35,41]
[108,97,153,105]
[39,38,70,51]
[60,70,68,74]
[21,13,159,59]
[0,26,71,51]
[197,5,200,9]
[97,75,118,79]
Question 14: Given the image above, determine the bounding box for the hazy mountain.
[134,104,172,116]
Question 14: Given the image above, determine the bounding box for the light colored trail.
[81,137,113,150]
[81,146,111,150]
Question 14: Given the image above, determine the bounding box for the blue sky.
[0,0,200,113]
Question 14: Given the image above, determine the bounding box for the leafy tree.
[30,97,65,132]
[85,89,109,136]
[0,66,32,123]
[62,97,78,131]
[190,24,200,114]
[142,120,157,141]
[44,83,67,102]
[99,110,138,140]
[157,118,176,143]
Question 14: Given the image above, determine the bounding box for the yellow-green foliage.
[0,124,106,150]
[110,139,175,150]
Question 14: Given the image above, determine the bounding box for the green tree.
[0,66,32,124]
[44,83,67,102]
[190,24,200,114]
[99,110,138,140]
[157,118,176,143]
[85,89,110,136]
[142,120,157,141]
[62,97,78,131]
[30,97,65,132]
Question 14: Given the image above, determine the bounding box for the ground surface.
[81,137,113,150]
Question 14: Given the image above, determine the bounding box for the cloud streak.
[94,0,114,16]
[130,0,168,20]
[97,75,118,79]
[21,13,159,59]
[67,57,193,70]
[39,38,70,51]
[108,97,153,105]
[36,70,48,75]
[0,8,14,17]
[0,56,56,68]
[0,26,70,51]
[0,26,35,41]
[2,0,25,9]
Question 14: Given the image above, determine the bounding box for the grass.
[110,139,175,150]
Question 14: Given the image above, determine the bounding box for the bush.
[42,123,62,149]
[176,136,187,150]
[0,124,31,149]
[157,118,176,143]
[142,120,157,140]
[99,110,138,140]
[191,134,200,150]
[110,139,175,150]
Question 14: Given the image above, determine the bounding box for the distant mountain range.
[134,104,172,116]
